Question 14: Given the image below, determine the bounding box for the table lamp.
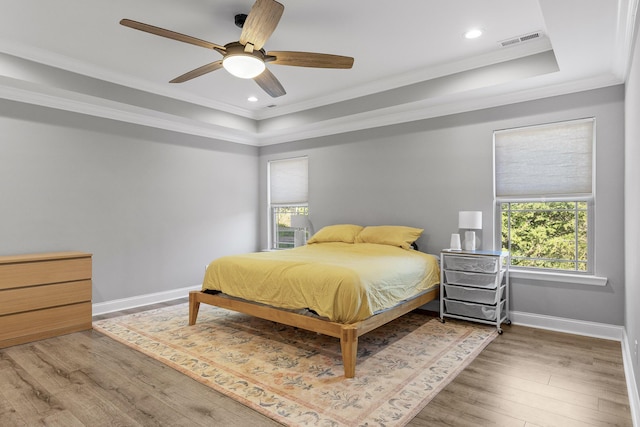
[459,211,482,250]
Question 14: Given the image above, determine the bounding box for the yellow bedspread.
[202,242,440,323]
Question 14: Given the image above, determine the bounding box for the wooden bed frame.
[188,287,439,378]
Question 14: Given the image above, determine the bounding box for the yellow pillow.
[355,225,423,249]
[307,224,364,244]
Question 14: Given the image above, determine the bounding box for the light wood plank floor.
[1,299,632,426]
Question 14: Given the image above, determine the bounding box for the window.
[500,201,588,270]
[494,118,594,273]
[268,157,308,249]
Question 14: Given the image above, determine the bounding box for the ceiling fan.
[120,0,354,98]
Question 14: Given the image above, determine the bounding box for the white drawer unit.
[440,249,510,333]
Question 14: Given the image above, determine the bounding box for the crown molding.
[0,39,258,119]
[0,67,622,149]
[613,0,640,80]
[255,37,553,121]
[0,34,625,149]
[0,34,553,123]
[255,73,623,146]
[0,76,260,146]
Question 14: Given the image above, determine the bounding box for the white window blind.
[269,157,308,204]
[494,118,594,199]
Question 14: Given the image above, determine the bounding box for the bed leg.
[189,291,201,326]
[340,327,358,378]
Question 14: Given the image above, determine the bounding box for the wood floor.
[0,299,632,427]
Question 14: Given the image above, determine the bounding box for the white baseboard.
[622,329,640,427]
[510,310,624,341]
[92,285,200,316]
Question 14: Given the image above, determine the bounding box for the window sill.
[509,269,608,287]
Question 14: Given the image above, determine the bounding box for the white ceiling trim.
[613,0,640,79]
[256,74,624,146]
[0,63,623,148]
[0,39,257,119]
[0,30,553,123]
[255,37,553,120]
[0,76,259,145]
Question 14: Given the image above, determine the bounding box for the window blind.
[494,118,594,199]
[269,157,308,204]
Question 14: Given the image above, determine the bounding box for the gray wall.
[0,61,627,330]
[0,100,260,304]
[260,85,625,326]
[625,19,640,401]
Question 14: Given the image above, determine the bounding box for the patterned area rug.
[93,303,497,426]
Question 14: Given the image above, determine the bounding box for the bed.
[188,224,440,378]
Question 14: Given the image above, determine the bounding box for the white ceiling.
[0,0,637,145]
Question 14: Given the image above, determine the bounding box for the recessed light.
[248,96,258,102]
[464,28,483,39]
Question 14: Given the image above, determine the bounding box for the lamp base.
[463,230,480,250]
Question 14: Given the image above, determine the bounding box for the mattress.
[202,242,440,323]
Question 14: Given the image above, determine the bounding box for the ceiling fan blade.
[254,68,286,97]
[267,51,354,69]
[120,19,225,51]
[239,0,284,51]
[170,60,224,83]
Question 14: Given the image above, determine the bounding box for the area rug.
[93,303,497,426]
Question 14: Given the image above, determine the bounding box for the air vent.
[499,31,542,47]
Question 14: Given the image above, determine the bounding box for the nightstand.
[439,249,510,333]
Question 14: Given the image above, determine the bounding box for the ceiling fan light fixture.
[120,0,354,98]
[223,54,266,79]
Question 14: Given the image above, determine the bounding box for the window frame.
[267,156,309,250]
[493,118,596,276]
[270,204,309,250]
[497,197,594,274]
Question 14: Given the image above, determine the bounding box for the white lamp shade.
[290,214,308,229]
[459,211,482,229]
[223,55,265,79]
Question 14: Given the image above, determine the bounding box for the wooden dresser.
[0,251,92,348]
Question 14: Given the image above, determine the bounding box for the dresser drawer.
[444,269,504,289]
[0,302,92,346]
[443,255,499,273]
[0,256,91,290]
[444,284,505,305]
[445,300,506,321]
[0,280,92,315]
